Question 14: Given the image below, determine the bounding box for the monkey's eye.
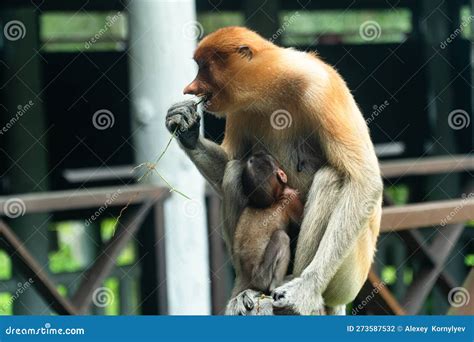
[197,61,209,70]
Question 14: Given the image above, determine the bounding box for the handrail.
[380,154,474,178]
[0,185,166,214]
[381,197,474,232]
[0,185,170,315]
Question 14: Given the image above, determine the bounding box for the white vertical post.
[128,0,210,314]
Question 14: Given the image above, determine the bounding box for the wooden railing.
[0,154,472,315]
[0,185,169,315]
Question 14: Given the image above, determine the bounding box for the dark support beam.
[138,201,168,315]
[207,194,231,315]
[420,0,461,200]
[2,5,52,315]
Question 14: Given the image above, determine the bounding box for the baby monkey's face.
[242,153,288,208]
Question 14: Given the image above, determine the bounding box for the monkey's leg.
[251,230,290,293]
[293,167,343,275]
[272,166,382,315]
[271,167,342,314]
[326,305,346,316]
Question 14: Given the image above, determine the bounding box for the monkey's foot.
[272,277,325,315]
[225,289,273,315]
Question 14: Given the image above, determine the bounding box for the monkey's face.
[183,27,274,116]
[243,153,288,208]
[183,52,231,115]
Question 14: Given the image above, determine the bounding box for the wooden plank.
[0,185,166,215]
[448,267,474,315]
[0,221,77,315]
[381,197,474,232]
[71,197,165,313]
[367,270,406,315]
[401,225,465,314]
[380,155,474,178]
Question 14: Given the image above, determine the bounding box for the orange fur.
[184,27,383,312]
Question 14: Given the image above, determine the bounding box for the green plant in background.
[385,184,409,205]
[40,11,127,52]
[103,278,120,315]
[0,250,11,280]
[465,254,474,266]
[0,292,12,315]
[49,222,85,274]
[381,265,397,285]
[101,218,136,266]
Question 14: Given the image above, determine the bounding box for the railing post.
[138,200,168,315]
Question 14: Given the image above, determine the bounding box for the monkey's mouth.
[203,94,213,108]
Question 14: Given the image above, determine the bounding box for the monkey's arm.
[165,100,228,195]
[183,137,228,195]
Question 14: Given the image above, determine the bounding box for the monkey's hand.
[165,99,201,150]
[272,277,325,315]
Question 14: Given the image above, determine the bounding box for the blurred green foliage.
[40,11,127,51]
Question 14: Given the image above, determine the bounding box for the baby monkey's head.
[242,152,288,208]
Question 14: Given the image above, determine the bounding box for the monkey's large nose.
[183,80,199,95]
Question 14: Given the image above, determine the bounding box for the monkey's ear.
[237,45,253,60]
[277,169,287,184]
